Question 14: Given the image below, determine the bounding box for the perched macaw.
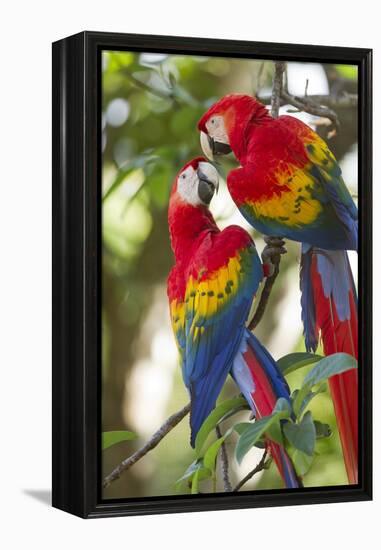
[167,157,301,489]
[198,94,358,484]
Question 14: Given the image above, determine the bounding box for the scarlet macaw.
[198,94,358,484]
[167,157,301,489]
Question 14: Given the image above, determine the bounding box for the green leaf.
[203,437,226,472]
[277,352,323,376]
[314,420,332,439]
[175,460,210,492]
[335,64,358,80]
[283,411,316,456]
[195,395,246,457]
[293,354,356,417]
[266,421,284,445]
[168,71,177,88]
[274,397,292,417]
[234,422,251,435]
[102,154,159,202]
[234,423,266,447]
[235,397,292,463]
[292,449,315,476]
[295,383,327,418]
[303,353,357,388]
[102,430,136,450]
[191,468,201,494]
[236,415,278,464]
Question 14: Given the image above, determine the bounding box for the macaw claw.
[261,236,287,277]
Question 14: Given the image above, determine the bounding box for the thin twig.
[304,78,309,97]
[103,403,190,488]
[216,425,232,492]
[124,71,173,101]
[233,450,270,492]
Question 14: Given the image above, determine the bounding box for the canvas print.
[101,51,358,499]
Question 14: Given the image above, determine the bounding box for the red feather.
[311,254,358,484]
[243,344,301,488]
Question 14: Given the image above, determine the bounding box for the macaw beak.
[200,131,232,161]
[197,163,219,205]
[200,131,215,161]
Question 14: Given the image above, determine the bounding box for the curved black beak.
[200,131,232,161]
[209,135,232,156]
[197,169,218,205]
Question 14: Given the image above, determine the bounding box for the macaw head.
[171,156,219,208]
[198,94,270,161]
[169,157,220,257]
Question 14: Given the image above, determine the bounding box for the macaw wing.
[234,116,358,249]
[181,229,263,444]
[301,125,356,205]
[285,116,358,246]
[168,266,186,367]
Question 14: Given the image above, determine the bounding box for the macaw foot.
[261,236,287,277]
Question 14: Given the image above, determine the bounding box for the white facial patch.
[177,165,203,206]
[205,115,229,145]
[176,162,219,206]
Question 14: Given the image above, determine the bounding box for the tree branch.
[281,90,340,130]
[248,245,282,331]
[216,425,232,492]
[233,450,270,492]
[270,62,286,118]
[103,402,190,488]
[124,71,174,101]
[259,92,358,110]
[248,63,287,330]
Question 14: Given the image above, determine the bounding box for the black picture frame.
[52,31,372,519]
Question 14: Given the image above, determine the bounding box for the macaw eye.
[210,118,215,125]
[180,173,186,180]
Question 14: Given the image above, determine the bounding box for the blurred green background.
[101,51,358,499]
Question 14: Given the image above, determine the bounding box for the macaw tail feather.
[232,330,302,489]
[300,246,358,484]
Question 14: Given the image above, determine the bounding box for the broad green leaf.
[195,395,246,457]
[283,411,316,456]
[234,423,266,447]
[234,422,251,435]
[235,397,292,463]
[292,386,310,418]
[292,449,315,476]
[293,354,356,417]
[102,430,136,450]
[266,421,284,445]
[303,353,357,388]
[314,420,332,439]
[236,415,278,464]
[295,383,327,418]
[203,437,226,472]
[277,352,323,376]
